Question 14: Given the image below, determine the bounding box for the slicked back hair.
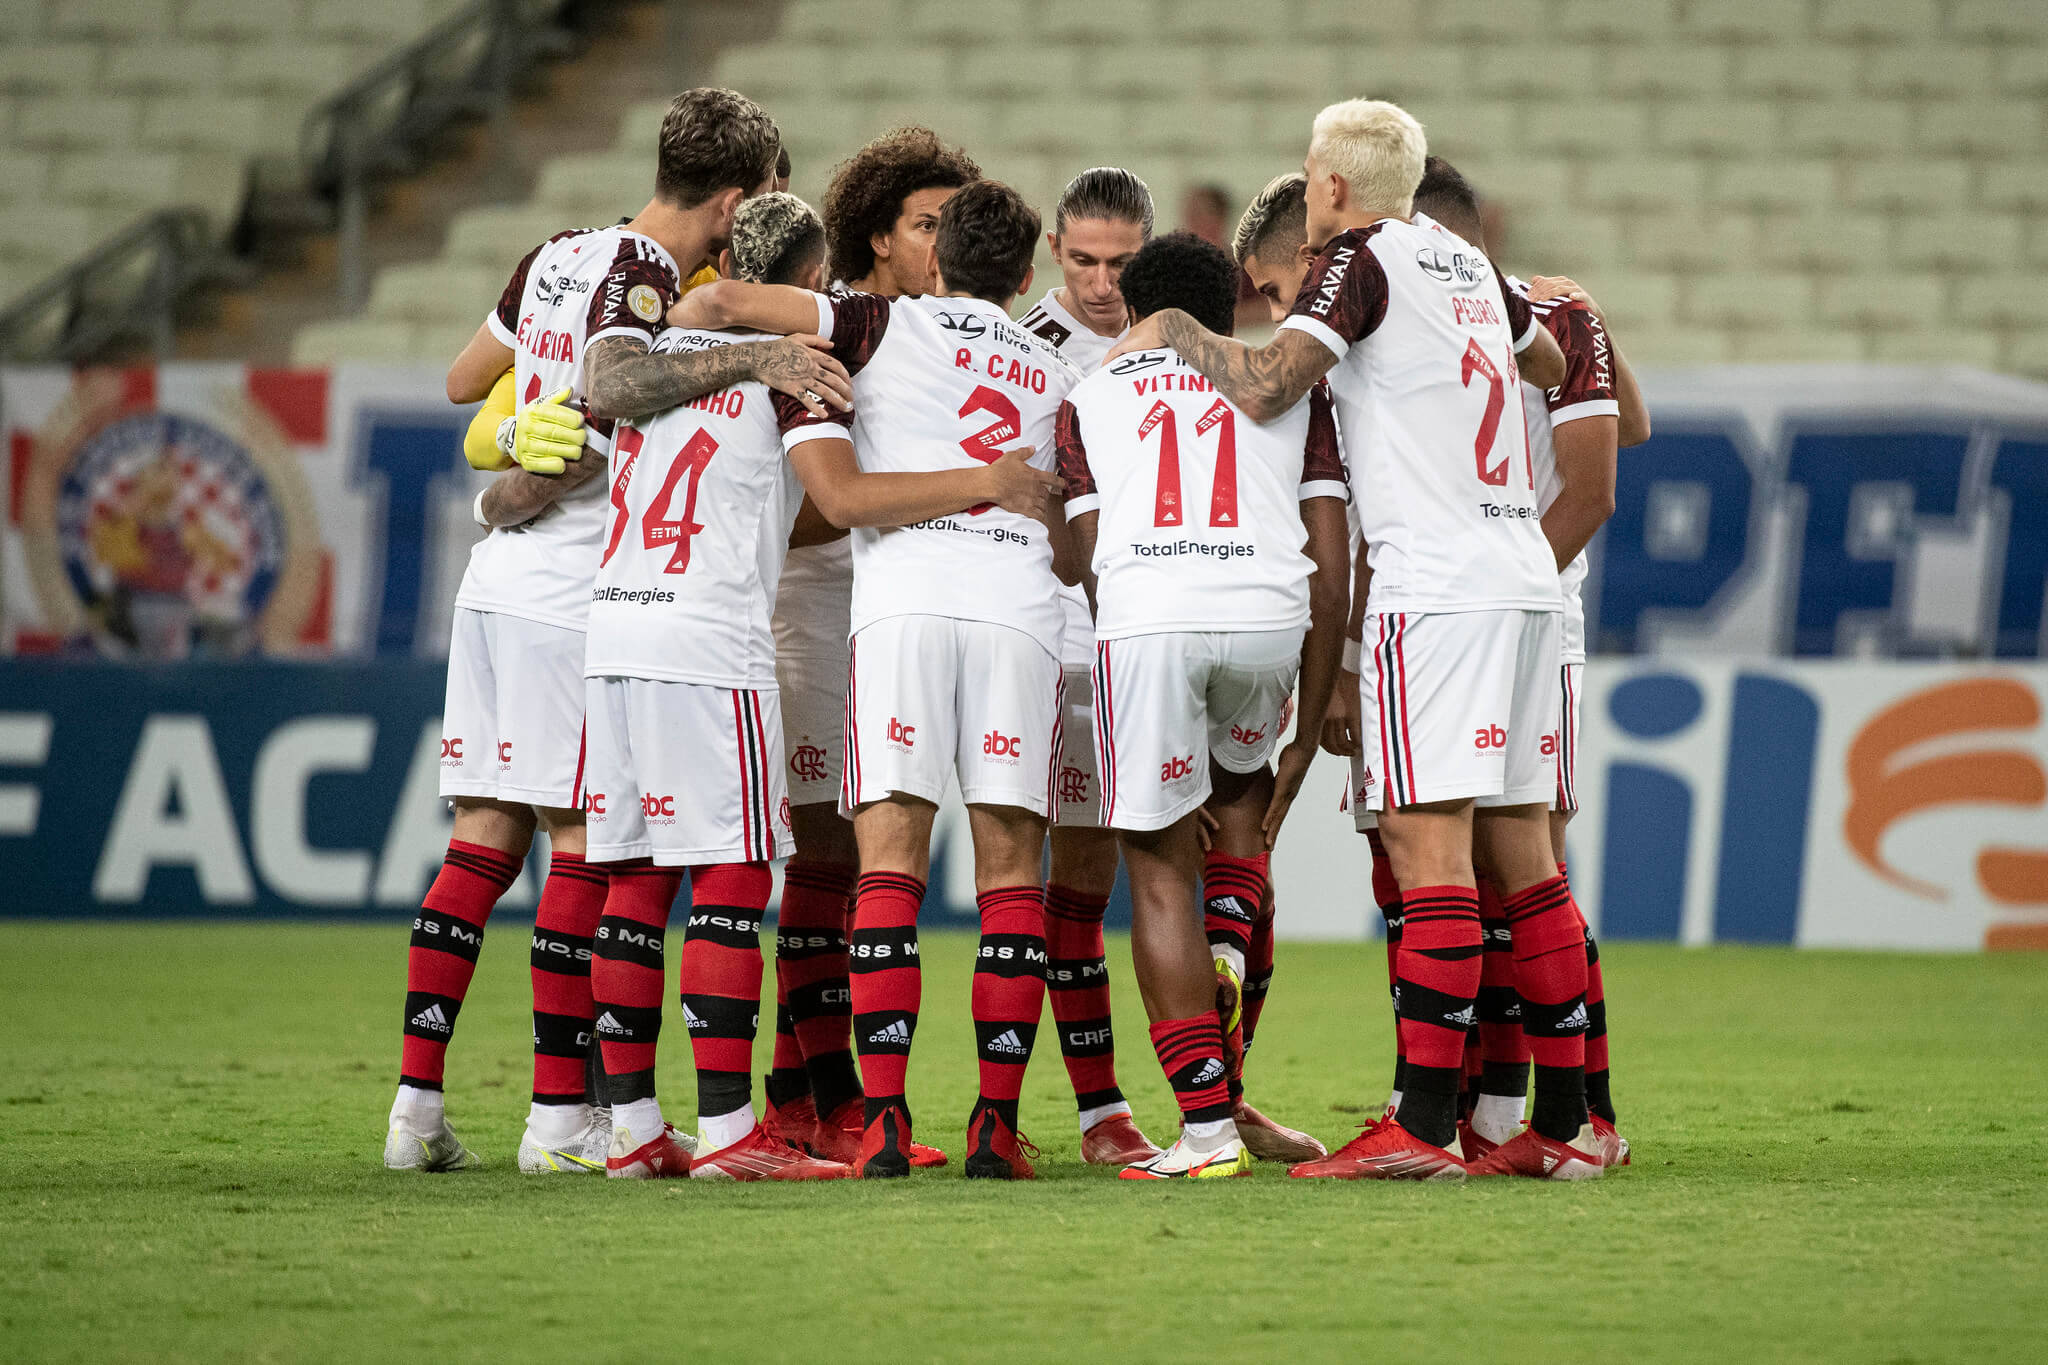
[1054,166,1155,237]
[1118,231,1240,337]
[730,192,825,286]
[1412,155,1483,241]
[1308,98,1426,218]
[1232,172,1308,266]
[823,125,980,286]
[934,180,1040,304]
[655,87,780,207]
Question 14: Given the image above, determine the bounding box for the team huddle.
[385,85,1647,1183]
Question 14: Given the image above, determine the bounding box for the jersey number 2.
[602,426,718,574]
[1138,398,1239,527]
[1461,338,1512,488]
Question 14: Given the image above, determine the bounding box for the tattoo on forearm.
[586,336,777,420]
[1156,311,1326,417]
[480,455,603,527]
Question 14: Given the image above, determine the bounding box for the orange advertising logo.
[1843,678,2048,946]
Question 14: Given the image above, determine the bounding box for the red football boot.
[1589,1114,1631,1168]
[1288,1117,1466,1181]
[854,1103,917,1179]
[606,1122,694,1180]
[762,1088,819,1153]
[1465,1124,1604,1181]
[824,1099,947,1170]
[1234,1098,1327,1163]
[963,1107,1039,1181]
[1080,1111,1160,1165]
[691,1123,852,1181]
[1456,1119,1502,1164]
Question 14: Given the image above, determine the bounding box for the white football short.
[581,676,793,866]
[1052,666,1104,829]
[777,652,846,808]
[843,614,1063,817]
[1093,628,1303,833]
[1553,661,1583,813]
[439,607,587,808]
[1359,608,1561,811]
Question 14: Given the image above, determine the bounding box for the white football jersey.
[1508,276,1620,665]
[1280,213,1560,618]
[1022,286,1127,668]
[457,225,683,632]
[585,327,851,689]
[815,291,1078,657]
[1058,352,1347,639]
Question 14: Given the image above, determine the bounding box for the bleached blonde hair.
[1231,172,1308,267]
[1308,99,1426,218]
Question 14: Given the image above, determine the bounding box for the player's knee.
[1048,825,1119,892]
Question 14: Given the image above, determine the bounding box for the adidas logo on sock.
[409,1003,451,1034]
[986,1028,1029,1057]
[868,1018,912,1046]
[1191,1058,1225,1087]
[595,1011,625,1035]
[682,1003,706,1030]
[1444,1004,1476,1027]
[1559,1002,1589,1031]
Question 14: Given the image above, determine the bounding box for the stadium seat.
[291,0,2048,378]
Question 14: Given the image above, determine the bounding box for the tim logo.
[1160,754,1197,783]
[440,738,462,763]
[1844,678,2048,919]
[1058,766,1091,806]
[790,743,828,781]
[886,717,916,749]
[1231,723,1267,747]
[983,731,1021,761]
[1473,724,1509,751]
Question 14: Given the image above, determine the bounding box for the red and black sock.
[1148,1014,1232,1124]
[1574,861,1615,1123]
[1241,884,1277,1054]
[529,851,608,1107]
[776,859,861,1117]
[679,862,772,1123]
[1391,884,1482,1148]
[850,871,923,1124]
[1367,830,1406,1095]
[972,885,1047,1132]
[1476,876,1530,1101]
[1202,849,1267,966]
[1502,874,1591,1141]
[400,839,522,1091]
[589,859,683,1105]
[1042,883,1124,1115]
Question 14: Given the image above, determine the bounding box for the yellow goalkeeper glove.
[462,370,517,471]
[514,387,588,476]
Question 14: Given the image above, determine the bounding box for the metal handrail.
[0,209,219,364]
[298,0,572,307]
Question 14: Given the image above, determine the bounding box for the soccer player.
[384,88,847,1177]
[1110,99,1603,1181]
[760,127,979,1170]
[1056,232,1350,1178]
[1410,157,1646,1165]
[1017,166,1159,1166]
[678,180,1080,1180]
[584,191,1062,1179]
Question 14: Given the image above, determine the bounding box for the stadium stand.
[289,0,2048,377]
[0,0,473,353]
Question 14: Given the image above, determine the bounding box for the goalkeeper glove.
[514,387,588,476]
[462,370,517,471]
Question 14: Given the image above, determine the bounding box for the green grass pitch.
[2,922,2044,1364]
